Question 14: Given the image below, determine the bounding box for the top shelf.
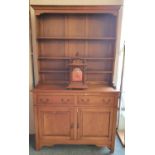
[37,36,116,40]
[38,57,114,60]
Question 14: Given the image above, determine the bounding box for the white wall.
[29,0,124,134]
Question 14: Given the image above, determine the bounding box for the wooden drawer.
[77,95,114,106]
[37,95,75,105]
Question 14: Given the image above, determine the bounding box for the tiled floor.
[29,135,125,155]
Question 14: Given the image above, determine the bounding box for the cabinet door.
[38,107,75,140]
[77,107,113,141]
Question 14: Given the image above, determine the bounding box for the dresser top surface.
[32,84,119,94]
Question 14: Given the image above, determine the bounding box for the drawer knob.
[107,99,110,103]
[103,99,106,103]
[87,99,90,102]
[61,98,64,102]
[103,98,110,104]
[70,123,74,129]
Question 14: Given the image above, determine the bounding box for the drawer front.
[77,95,114,106]
[37,95,75,105]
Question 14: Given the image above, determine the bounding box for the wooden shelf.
[38,57,70,60]
[37,36,116,40]
[38,56,114,60]
[85,57,114,60]
[39,70,69,73]
[87,71,113,74]
[39,70,112,74]
[40,81,110,85]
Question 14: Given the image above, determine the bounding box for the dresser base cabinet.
[33,85,119,152]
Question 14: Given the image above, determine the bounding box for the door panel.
[38,107,75,140]
[78,108,113,141]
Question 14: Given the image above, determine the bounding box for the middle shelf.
[38,56,114,60]
[39,70,113,74]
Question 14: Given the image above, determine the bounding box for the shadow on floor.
[29,135,125,155]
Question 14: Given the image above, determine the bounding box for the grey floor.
[29,135,125,155]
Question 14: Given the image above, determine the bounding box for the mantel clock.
[67,53,88,89]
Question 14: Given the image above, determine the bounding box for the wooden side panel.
[78,108,113,141]
[38,107,74,140]
[68,15,86,37]
[87,60,113,71]
[68,40,86,57]
[87,73,112,84]
[87,14,116,37]
[39,14,65,37]
[39,40,65,57]
[40,72,69,82]
[87,40,115,58]
[40,60,67,70]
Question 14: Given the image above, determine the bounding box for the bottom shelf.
[38,80,111,85]
[33,83,118,93]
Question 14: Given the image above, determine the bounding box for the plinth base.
[67,82,88,89]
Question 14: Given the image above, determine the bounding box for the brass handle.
[87,99,90,102]
[42,99,48,103]
[61,98,68,104]
[103,98,110,104]
[61,98,66,104]
[106,99,110,103]
[70,123,74,129]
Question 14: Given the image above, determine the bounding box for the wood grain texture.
[77,108,113,140]
[31,5,120,152]
[38,107,74,138]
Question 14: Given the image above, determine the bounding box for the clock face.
[72,68,82,82]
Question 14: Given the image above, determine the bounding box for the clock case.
[67,53,88,89]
